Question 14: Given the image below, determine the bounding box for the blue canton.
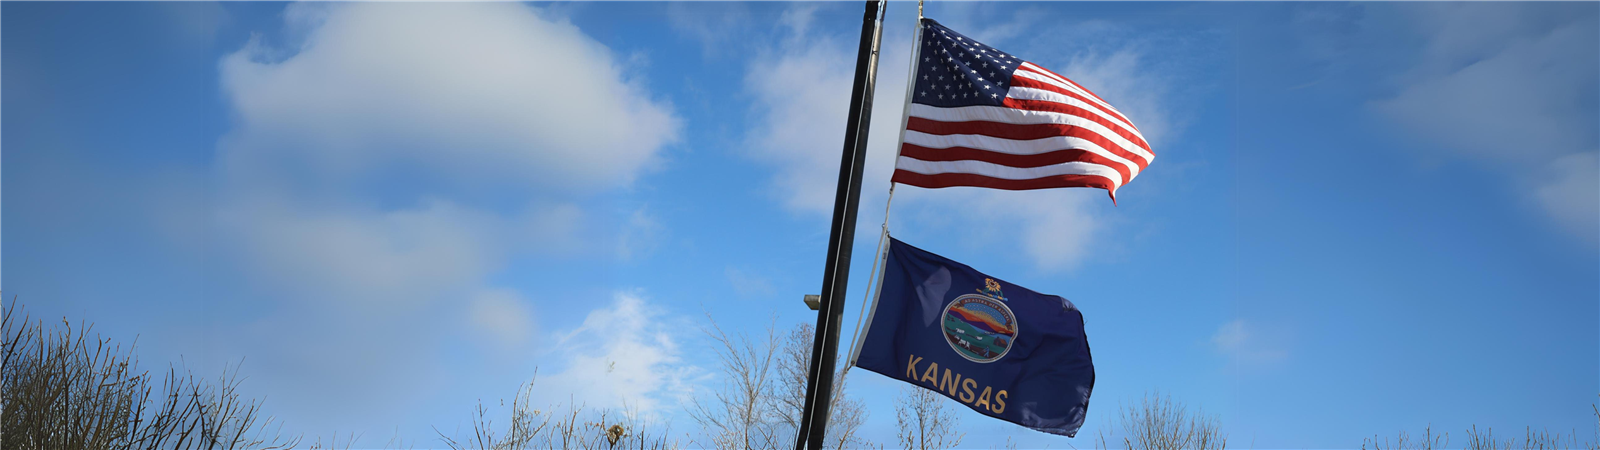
[913,19,1021,108]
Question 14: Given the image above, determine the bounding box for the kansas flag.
[853,238,1094,437]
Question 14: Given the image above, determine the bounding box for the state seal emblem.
[940,278,1018,363]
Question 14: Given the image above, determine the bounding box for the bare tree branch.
[1096,391,1225,450]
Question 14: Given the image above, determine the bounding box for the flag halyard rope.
[841,1,923,381]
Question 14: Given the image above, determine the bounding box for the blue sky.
[3,1,1596,448]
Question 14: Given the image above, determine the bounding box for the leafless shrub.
[437,378,677,450]
[990,435,1019,450]
[689,318,870,450]
[1097,391,1225,450]
[1362,425,1447,450]
[772,323,869,449]
[1461,425,1585,450]
[0,298,297,450]
[895,386,962,450]
[689,316,783,449]
[1592,400,1599,450]
[771,325,813,436]
[303,432,361,450]
[1365,397,1600,450]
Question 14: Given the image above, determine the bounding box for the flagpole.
[793,2,886,450]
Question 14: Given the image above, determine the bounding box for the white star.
[938,94,944,99]
[923,75,929,80]
[924,57,930,62]
[944,84,951,89]
[938,75,944,80]
[990,93,998,98]
[989,72,996,77]
[983,84,991,90]
[920,91,926,97]
[956,36,963,41]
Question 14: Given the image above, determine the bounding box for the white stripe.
[1015,65,1125,118]
[1010,70,1143,136]
[1017,62,1136,129]
[907,103,1151,168]
[1004,87,1154,164]
[903,129,1141,183]
[895,156,1124,189]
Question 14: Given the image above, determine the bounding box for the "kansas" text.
[904,354,1007,414]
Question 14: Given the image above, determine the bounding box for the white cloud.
[1211,319,1247,351]
[743,25,867,213]
[217,196,582,306]
[893,187,1106,272]
[738,6,908,217]
[535,292,699,416]
[159,2,229,45]
[218,2,678,192]
[1373,3,1598,243]
[977,190,1104,271]
[1536,152,1600,243]
[1211,319,1287,365]
[193,2,685,436]
[470,289,537,348]
[725,266,776,298]
[211,1,679,308]
[617,208,664,261]
[666,2,755,58]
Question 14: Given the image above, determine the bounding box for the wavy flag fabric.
[852,238,1094,437]
[893,18,1153,202]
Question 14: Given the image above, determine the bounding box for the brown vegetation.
[1096,391,1225,450]
[895,386,963,450]
[435,380,677,450]
[1,300,297,450]
[11,296,1598,450]
[687,319,869,449]
[1364,405,1600,450]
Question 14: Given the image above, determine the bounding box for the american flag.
[892,19,1153,201]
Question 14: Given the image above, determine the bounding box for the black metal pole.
[794,2,885,450]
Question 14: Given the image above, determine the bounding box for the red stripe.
[891,170,1118,201]
[899,143,1131,184]
[1006,77,1152,155]
[906,117,1149,171]
[1019,64,1139,132]
[900,142,1128,171]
